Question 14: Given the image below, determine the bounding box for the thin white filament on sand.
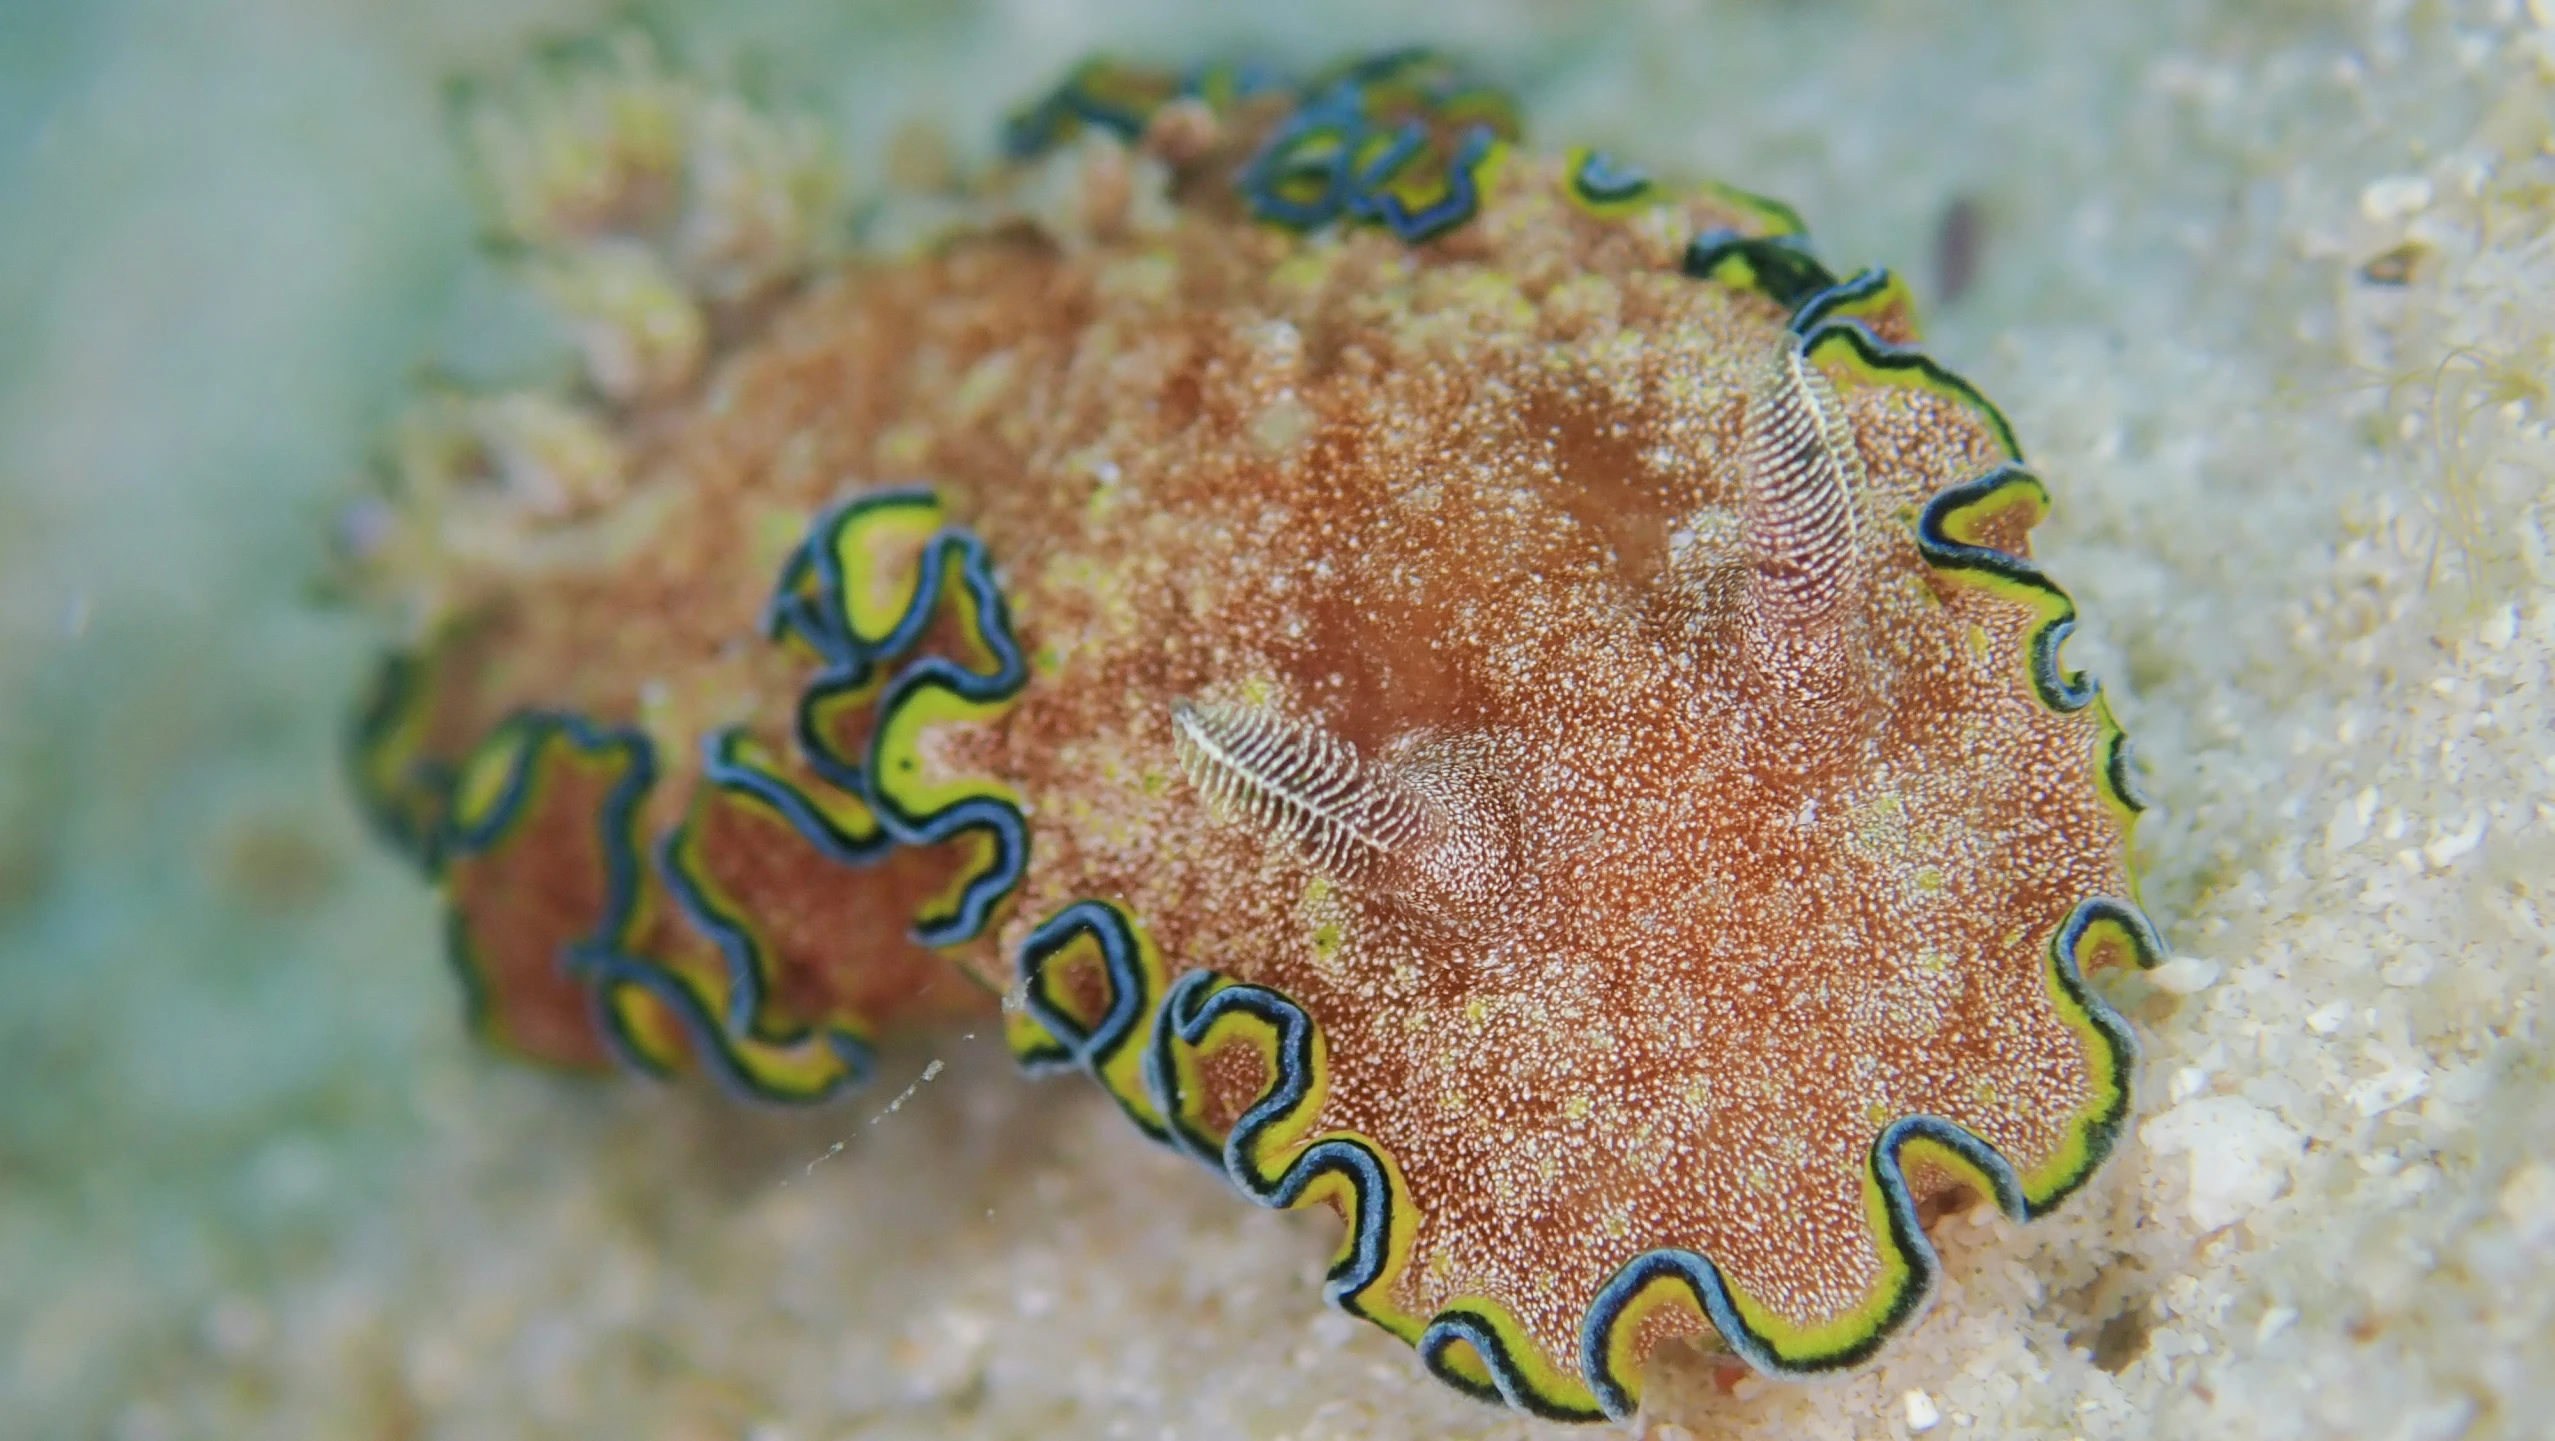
[789,1058,947,1182]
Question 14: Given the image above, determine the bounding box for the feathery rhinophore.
[1170,699,1441,885]
[1741,338,1865,635]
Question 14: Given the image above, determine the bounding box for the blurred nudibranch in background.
[343,32,2158,1422]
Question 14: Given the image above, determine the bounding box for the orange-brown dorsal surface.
[349,44,2158,1421]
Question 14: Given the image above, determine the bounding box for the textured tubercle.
[1741,338,1865,640]
[1171,700,1439,885]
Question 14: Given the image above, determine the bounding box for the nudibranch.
[349,39,2158,1422]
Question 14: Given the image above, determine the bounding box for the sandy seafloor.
[4,0,2553,1436]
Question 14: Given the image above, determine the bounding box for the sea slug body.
[349,40,2158,1421]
